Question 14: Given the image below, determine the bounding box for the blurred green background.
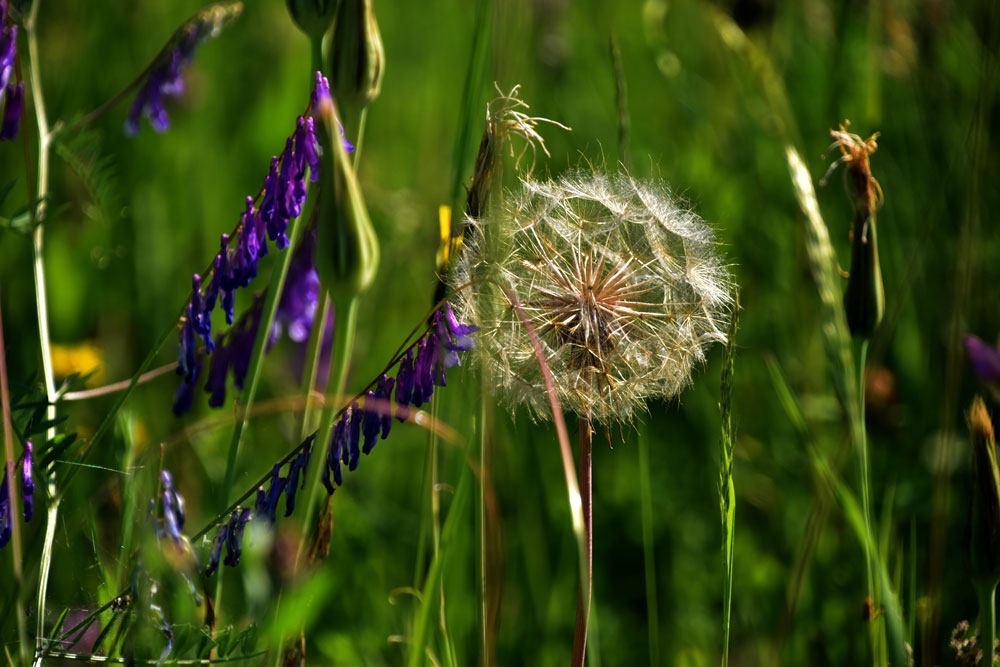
[1,0,999,664]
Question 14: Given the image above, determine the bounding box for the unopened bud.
[285,0,337,40]
[312,77,379,293]
[329,0,384,113]
[843,211,884,338]
[968,397,1000,587]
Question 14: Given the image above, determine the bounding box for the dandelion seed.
[452,170,734,421]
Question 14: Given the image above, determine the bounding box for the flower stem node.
[329,0,384,113]
[285,0,337,40]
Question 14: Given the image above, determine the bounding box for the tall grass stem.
[637,426,661,667]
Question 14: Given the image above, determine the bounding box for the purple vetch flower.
[125,26,197,135]
[0,4,22,143]
[295,116,321,182]
[966,334,1000,387]
[223,507,251,566]
[256,463,287,526]
[322,415,347,495]
[362,391,380,455]
[157,470,186,544]
[0,80,21,140]
[204,334,230,407]
[395,350,414,423]
[191,274,214,351]
[206,522,227,576]
[21,441,33,522]
[375,374,395,440]
[271,230,320,346]
[172,355,201,416]
[309,71,354,154]
[0,6,15,90]
[347,401,362,471]
[284,436,313,517]
[230,198,260,288]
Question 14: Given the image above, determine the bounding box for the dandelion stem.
[571,416,593,667]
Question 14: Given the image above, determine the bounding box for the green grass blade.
[719,293,740,667]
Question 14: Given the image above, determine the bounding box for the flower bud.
[329,0,385,113]
[313,78,379,294]
[843,211,884,338]
[968,397,1000,587]
[285,0,337,40]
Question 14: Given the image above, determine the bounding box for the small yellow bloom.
[50,341,104,385]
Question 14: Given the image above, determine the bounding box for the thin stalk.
[855,339,877,661]
[297,292,331,440]
[637,426,661,667]
[478,382,489,666]
[60,363,176,401]
[979,584,997,666]
[0,291,28,663]
[24,2,59,662]
[571,417,593,667]
[214,212,308,616]
[293,291,360,569]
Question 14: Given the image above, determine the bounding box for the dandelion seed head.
[452,169,734,422]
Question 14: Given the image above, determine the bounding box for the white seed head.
[451,170,734,422]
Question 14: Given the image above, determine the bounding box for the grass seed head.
[452,169,734,422]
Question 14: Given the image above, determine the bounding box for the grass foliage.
[1,0,999,665]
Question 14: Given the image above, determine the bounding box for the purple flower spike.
[21,442,33,522]
[0,78,20,141]
[362,391,380,455]
[123,22,208,135]
[965,335,1000,386]
[223,507,251,567]
[205,522,228,576]
[0,465,11,549]
[191,274,214,352]
[395,350,414,422]
[376,374,395,439]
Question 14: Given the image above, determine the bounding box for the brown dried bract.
[822,120,883,225]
